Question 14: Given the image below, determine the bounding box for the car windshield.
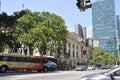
[76,65,84,67]
[104,67,120,75]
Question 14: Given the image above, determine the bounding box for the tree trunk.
[29,46,33,55]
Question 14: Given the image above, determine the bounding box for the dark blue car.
[44,61,57,71]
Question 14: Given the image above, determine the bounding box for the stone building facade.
[66,32,93,68]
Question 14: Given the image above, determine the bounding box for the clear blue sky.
[0,0,120,33]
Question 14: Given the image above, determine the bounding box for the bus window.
[15,57,21,62]
[13,57,16,61]
[47,57,57,64]
[34,58,42,63]
[42,58,48,63]
[26,58,31,62]
[0,56,3,61]
[20,57,26,62]
[7,56,13,61]
[2,56,8,61]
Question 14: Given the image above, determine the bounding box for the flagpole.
[22,4,24,10]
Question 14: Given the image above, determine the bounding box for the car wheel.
[0,66,8,73]
[37,69,42,72]
[43,67,48,72]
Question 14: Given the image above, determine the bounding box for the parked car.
[76,65,86,71]
[95,63,108,70]
[87,65,95,70]
[44,61,57,72]
[80,67,120,80]
[112,65,119,69]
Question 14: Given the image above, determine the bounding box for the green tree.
[39,12,68,56]
[0,10,29,52]
[90,47,117,65]
[15,10,67,55]
[15,10,41,54]
[103,52,117,65]
[0,12,14,52]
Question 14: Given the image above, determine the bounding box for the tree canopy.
[15,10,68,55]
[0,10,29,52]
[90,47,117,65]
[0,9,68,56]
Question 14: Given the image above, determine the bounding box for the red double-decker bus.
[0,53,47,73]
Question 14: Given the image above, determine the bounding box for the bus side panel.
[8,62,44,70]
[0,61,7,67]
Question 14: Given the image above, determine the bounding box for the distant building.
[82,27,87,40]
[116,15,120,58]
[117,15,120,41]
[75,24,84,39]
[66,32,93,68]
[87,27,93,38]
[92,0,118,57]
[66,32,83,68]
[88,38,93,46]
[93,39,99,47]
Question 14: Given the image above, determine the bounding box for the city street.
[0,70,109,80]
[0,0,120,80]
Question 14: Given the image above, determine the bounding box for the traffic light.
[84,0,92,9]
[85,39,89,46]
[76,0,85,11]
[76,0,91,12]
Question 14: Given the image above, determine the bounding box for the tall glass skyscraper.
[92,0,118,57]
[117,15,120,40]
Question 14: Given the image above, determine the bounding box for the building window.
[76,52,78,58]
[76,45,78,50]
[73,51,75,58]
[73,44,75,49]
[68,43,71,48]
[69,50,70,55]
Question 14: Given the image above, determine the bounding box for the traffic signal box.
[76,0,92,11]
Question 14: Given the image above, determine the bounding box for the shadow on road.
[0,70,59,77]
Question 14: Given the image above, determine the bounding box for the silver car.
[87,65,95,70]
[76,65,86,71]
[80,67,120,80]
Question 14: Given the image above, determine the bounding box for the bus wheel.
[43,67,48,72]
[37,70,41,72]
[0,65,8,73]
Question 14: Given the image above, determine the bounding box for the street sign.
[82,50,87,55]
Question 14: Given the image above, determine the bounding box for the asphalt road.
[0,69,109,80]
